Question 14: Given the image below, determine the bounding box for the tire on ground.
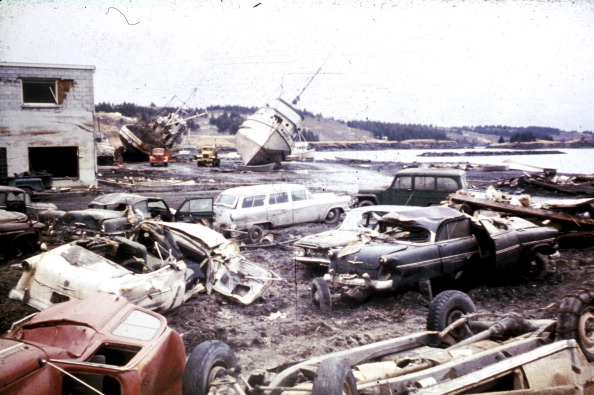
[247,225,264,244]
[324,208,341,224]
[426,290,476,342]
[557,288,594,362]
[312,357,357,395]
[182,340,238,395]
[311,277,332,312]
[357,199,374,207]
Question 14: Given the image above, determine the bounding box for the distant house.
[0,62,97,188]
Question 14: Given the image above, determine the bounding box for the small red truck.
[149,147,172,167]
[1,293,229,395]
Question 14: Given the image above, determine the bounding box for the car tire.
[521,251,549,279]
[312,357,356,395]
[324,208,341,224]
[557,288,594,362]
[10,237,36,260]
[182,340,238,395]
[247,225,264,244]
[427,290,476,342]
[357,200,374,207]
[311,278,332,311]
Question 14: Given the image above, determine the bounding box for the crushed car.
[293,205,400,267]
[0,292,229,395]
[0,210,45,260]
[184,289,594,395]
[42,192,214,242]
[9,220,280,311]
[213,183,352,244]
[311,206,559,311]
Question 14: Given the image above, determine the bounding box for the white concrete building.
[0,62,97,188]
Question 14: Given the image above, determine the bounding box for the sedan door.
[266,191,293,227]
[435,219,478,275]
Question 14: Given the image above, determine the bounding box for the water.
[314,147,594,175]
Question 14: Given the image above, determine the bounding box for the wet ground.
[2,157,594,376]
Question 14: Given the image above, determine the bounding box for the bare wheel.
[557,288,594,362]
[324,208,341,224]
[311,277,332,311]
[427,290,476,343]
[247,225,264,244]
[312,357,356,395]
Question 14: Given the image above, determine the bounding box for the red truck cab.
[150,147,171,167]
[1,293,186,394]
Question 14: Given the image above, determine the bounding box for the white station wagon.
[213,183,352,243]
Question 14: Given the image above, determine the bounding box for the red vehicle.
[149,147,172,167]
[1,293,222,395]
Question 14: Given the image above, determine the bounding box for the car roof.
[348,205,408,213]
[89,193,153,206]
[220,183,306,196]
[381,206,465,232]
[395,168,466,176]
[0,186,26,193]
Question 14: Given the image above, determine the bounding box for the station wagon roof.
[381,206,465,233]
[395,168,466,176]
[220,183,306,196]
[0,186,27,194]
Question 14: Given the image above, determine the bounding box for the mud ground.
[2,157,594,376]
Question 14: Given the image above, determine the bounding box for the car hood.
[296,229,375,249]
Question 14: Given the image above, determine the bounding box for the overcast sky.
[1,0,593,131]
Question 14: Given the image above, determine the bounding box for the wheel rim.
[312,286,322,307]
[326,210,337,221]
[206,365,226,391]
[342,381,354,395]
[446,308,470,339]
[579,307,594,354]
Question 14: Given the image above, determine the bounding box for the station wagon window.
[436,219,471,241]
[436,177,459,191]
[415,176,435,190]
[269,192,289,205]
[242,195,266,208]
[291,189,307,201]
[215,194,238,208]
[391,176,412,189]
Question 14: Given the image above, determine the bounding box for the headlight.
[294,247,306,257]
[22,260,32,271]
[379,256,387,265]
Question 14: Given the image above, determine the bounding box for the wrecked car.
[293,205,400,267]
[192,289,594,395]
[0,210,45,260]
[312,206,559,311]
[9,220,279,311]
[0,293,221,394]
[213,183,351,244]
[43,192,214,242]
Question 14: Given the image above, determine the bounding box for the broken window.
[21,78,73,105]
[0,147,7,178]
[28,146,79,178]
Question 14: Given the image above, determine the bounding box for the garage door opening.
[29,147,79,178]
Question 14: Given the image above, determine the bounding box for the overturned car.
[9,221,279,311]
[312,206,559,310]
[186,289,594,395]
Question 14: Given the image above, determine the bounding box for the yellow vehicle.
[197,146,220,167]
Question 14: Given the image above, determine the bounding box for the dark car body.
[46,192,214,241]
[316,206,559,308]
[355,168,468,207]
[0,210,45,260]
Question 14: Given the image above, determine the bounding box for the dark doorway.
[29,146,79,177]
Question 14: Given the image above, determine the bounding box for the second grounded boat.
[235,98,303,166]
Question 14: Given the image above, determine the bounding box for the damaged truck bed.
[9,220,280,312]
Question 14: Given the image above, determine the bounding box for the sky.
[1,0,594,131]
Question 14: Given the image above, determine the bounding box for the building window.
[28,146,79,178]
[21,78,74,105]
[0,148,7,178]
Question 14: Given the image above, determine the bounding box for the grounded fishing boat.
[235,98,303,166]
[286,140,315,161]
[118,112,189,161]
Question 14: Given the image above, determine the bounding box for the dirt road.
[2,158,593,376]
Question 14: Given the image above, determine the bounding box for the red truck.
[149,147,172,167]
[1,293,233,395]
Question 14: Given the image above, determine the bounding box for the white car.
[9,221,279,312]
[293,205,402,267]
[213,183,352,243]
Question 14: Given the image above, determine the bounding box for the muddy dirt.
[2,158,594,376]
